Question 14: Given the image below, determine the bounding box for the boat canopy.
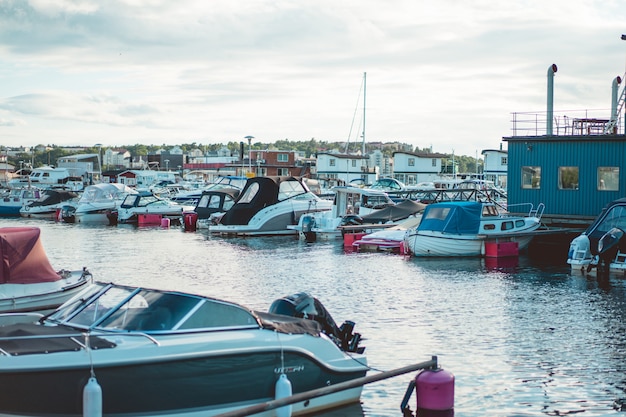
[218,176,309,225]
[417,201,482,234]
[28,190,78,207]
[0,227,61,284]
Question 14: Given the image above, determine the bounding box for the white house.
[392,151,447,185]
[481,148,508,190]
[315,152,378,186]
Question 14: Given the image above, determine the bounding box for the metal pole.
[214,357,438,417]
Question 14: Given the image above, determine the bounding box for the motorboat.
[9,165,84,191]
[567,197,626,273]
[404,201,544,257]
[188,187,241,230]
[0,283,367,416]
[19,189,80,219]
[66,183,138,224]
[109,191,194,225]
[167,176,247,206]
[0,227,93,315]
[288,186,396,240]
[0,187,43,217]
[208,176,333,236]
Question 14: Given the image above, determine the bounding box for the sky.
[1,0,626,157]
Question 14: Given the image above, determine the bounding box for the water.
[3,217,626,417]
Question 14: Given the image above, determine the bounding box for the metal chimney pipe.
[611,76,622,123]
[546,64,558,135]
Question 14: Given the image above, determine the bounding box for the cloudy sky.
[1,0,625,156]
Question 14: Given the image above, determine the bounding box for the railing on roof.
[510,109,622,137]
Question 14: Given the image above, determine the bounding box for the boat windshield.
[47,283,260,332]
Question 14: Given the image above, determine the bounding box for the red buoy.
[415,368,455,412]
[183,211,198,232]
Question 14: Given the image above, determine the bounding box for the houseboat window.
[432,159,437,167]
[501,157,508,165]
[521,166,541,189]
[408,158,415,166]
[558,167,579,190]
[329,159,336,167]
[352,159,357,167]
[598,167,619,191]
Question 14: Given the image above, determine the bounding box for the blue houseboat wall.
[504,134,625,221]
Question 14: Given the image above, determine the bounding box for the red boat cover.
[0,227,60,284]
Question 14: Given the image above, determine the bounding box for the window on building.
[521,166,541,189]
[352,159,357,167]
[277,168,289,176]
[277,153,288,162]
[408,158,415,166]
[598,167,619,191]
[431,159,437,167]
[558,166,579,190]
[329,159,336,167]
[501,157,508,165]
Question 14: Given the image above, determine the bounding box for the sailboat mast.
[362,72,366,155]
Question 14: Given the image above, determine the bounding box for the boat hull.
[0,346,366,416]
[405,231,535,257]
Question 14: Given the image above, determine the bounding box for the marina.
[0,217,624,416]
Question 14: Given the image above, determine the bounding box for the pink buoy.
[416,368,455,411]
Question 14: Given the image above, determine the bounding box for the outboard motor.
[269,292,363,353]
[597,227,625,270]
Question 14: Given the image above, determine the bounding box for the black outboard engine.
[269,292,363,353]
[597,227,626,271]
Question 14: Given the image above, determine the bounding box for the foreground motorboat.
[404,201,543,257]
[567,197,626,273]
[0,227,93,314]
[67,183,138,224]
[19,189,79,219]
[110,191,194,224]
[209,176,333,236]
[0,283,367,416]
[288,186,396,240]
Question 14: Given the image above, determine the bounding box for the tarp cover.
[417,201,482,234]
[360,199,426,224]
[0,227,60,284]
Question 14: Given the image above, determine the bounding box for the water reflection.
[3,218,626,416]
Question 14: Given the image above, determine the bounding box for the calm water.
[2,217,626,417]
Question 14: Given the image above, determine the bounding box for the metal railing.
[510,109,620,136]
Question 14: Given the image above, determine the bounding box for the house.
[392,151,447,185]
[481,148,508,190]
[315,152,378,186]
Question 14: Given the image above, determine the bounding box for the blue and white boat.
[404,201,543,257]
[0,284,366,416]
[0,187,43,217]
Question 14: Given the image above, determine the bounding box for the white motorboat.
[110,191,194,224]
[288,186,396,240]
[208,176,333,236]
[0,227,93,315]
[567,197,626,273]
[66,183,138,224]
[0,284,367,416]
[351,215,424,253]
[404,201,544,257]
[19,189,80,219]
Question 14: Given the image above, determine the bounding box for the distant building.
[315,152,378,185]
[481,148,508,190]
[392,151,447,185]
